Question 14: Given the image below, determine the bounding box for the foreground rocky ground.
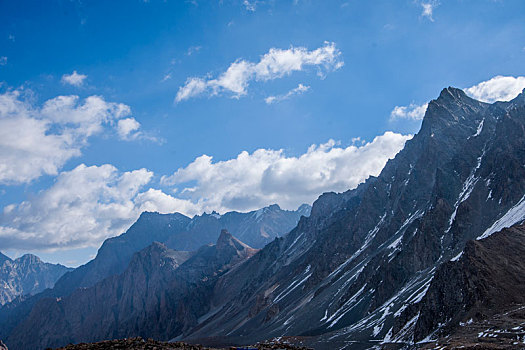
[419,305,525,350]
[48,337,312,350]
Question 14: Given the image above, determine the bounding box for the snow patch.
[273,265,311,303]
[478,195,525,239]
[468,118,484,139]
[450,251,463,261]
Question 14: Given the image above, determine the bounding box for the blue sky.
[1,0,524,266]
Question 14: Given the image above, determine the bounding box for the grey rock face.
[0,253,71,305]
[412,223,525,342]
[179,88,525,347]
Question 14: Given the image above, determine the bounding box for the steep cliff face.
[412,223,525,343]
[5,232,257,350]
[0,253,71,305]
[181,88,525,347]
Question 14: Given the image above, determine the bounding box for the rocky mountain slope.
[0,203,309,340]
[407,223,525,347]
[0,253,71,305]
[179,87,525,348]
[2,86,525,349]
[55,203,309,296]
[5,231,257,349]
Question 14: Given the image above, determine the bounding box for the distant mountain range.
[0,253,71,306]
[2,87,525,349]
[0,203,310,348]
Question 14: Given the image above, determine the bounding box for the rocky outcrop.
[0,253,71,305]
[412,223,525,342]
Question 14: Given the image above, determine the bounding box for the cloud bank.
[0,90,136,184]
[465,76,525,103]
[0,130,410,251]
[162,131,411,213]
[175,42,343,102]
[0,164,197,250]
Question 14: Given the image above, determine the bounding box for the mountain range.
[0,253,71,306]
[1,86,525,349]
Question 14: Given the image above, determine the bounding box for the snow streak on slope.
[478,195,525,239]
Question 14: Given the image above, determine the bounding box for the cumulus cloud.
[465,76,525,103]
[161,132,411,213]
[117,117,141,139]
[0,131,411,252]
[390,103,428,121]
[0,90,139,184]
[175,42,343,103]
[61,70,87,87]
[0,164,198,250]
[265,83,310,104]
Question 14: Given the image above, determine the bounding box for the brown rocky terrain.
[47,337,311,350]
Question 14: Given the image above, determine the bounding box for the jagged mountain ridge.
[180,87,525,348]
[53,203,310,297]
[0,203,309,341]
[5,231,257,349]
[0,253,71,305]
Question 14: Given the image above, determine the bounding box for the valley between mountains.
[2,87,525,349]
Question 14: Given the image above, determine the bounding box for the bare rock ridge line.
[0,203,309,343]
[2,86,525,349]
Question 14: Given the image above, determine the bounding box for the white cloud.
[161,132,411,213]
[61,70,88,87]
[0,57,7,66]
[175,42,343,103]
[0,130,411,252]
[390,103,428,121]
[0,90,140,184]
[0,164,197,250]
[175,77,208,102]
[41,95,130,138]
[117,117,141,139]
[465,76,525,103]
[265,83,310,104]
[420,1,438,21]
